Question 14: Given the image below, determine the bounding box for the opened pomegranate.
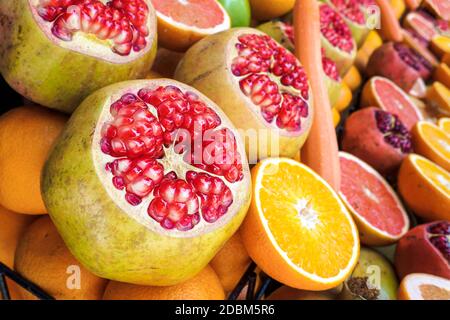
[0,0,157,113]
[42,79,251,285]
[395,221,450,279]
[342,107,413,175]
[366,42,433,98]
[325,0,376,46]
[318,3,356,76]
[257,21,343,109]
[174,28,313,160]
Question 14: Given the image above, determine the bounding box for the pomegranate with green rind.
[395,221,450,279]
[318,3,357,76]
[342,107,413,175]
[174,28,313,159]
[361,77,423,130]
[323,0,376,46]
[41,79,251,285]
[366,42,433,98]
[257,21,343,110]
[0,0,157,113]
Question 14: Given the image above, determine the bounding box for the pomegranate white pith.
[229,33,311,133]
[29,0,156,63]
[92,80,251,237]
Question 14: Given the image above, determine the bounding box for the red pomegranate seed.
[320,4,354,53]
[231,34,310,132]
[36,0,150,56]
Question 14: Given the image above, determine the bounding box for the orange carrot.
[375,0,404,42]
[294,0,340,191]
[405,0,421,10]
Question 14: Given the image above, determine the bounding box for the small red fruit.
[342,107,413,175]
[395,221,450,280]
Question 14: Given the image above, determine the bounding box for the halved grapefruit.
[422,0,450,20]
[398,273,450,300]
[150,0,230,51]
[240,158,360,291]
[339,152,410,246]
[404,11,440,42]
[361,76,423,130]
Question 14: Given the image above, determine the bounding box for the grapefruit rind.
[398,273,450,300]
[338,152,409,246]
[413,121,450,171]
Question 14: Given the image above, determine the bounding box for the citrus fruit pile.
[0,0,449,301]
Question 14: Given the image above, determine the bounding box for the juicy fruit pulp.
[36,0,150,56]
[362,77,422,130]
[375,110,413,154]
[100,86,244,231]
[174,28,313,159]
[320,4,354,54]
[428,221,450,263]
[231,34,310,132]
[240,158,360,290]
[339,152,409,245]
[0,0,157,112]
[42,79,251,285]
[398,273,450,300]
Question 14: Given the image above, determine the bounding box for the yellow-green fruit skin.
[0,0,157,113]
[175,28,313,160]
[41,80,251,286]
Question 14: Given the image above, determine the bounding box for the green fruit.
[0,0,157,113]
[257,21,343,108]
[218,0,251,27]
[340,247,399,300]
[42,79,252,286]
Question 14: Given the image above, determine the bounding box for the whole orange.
[0,106,67,214]
[249,0,295,21]
[14,216,107,300]
[103,265,225,300]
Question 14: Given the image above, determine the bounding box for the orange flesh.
[258,162,354,278]
[374,78,420,129]
[151,0,225,28]
[340,157,405,235]
[421,124,450,159]
[416,158,450,194]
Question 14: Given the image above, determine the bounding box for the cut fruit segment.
[150,0,230,51]
[398,154,450,221]
[404,11,441,42]
[361,77,423,130]
[412,121,450,171]
[240,158,360,290]
[343,65,362,92]
[438,117,450,134]
[355,30,383,71]
[426,81,450,116]
[318,3,357,76]
[421,0,450,20]
[433,63,450,88]
[398,273,450,300]
[431,35,450,58]
[324,0,375,46]
[339,152,409,246]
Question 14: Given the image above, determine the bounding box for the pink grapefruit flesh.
[151,0,226,28]
[339,152,409,245]
[373,78,422,130]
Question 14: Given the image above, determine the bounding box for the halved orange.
[438,117,450,134]
[398,273,450,300]
[240,158,360,291]
[411,121,450,171]
[150,0,230,52]
[398,154,450,221]
[430,35,450,58]
[339,152,409,246]
[426,81,450,116]
[433,63,450,89]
